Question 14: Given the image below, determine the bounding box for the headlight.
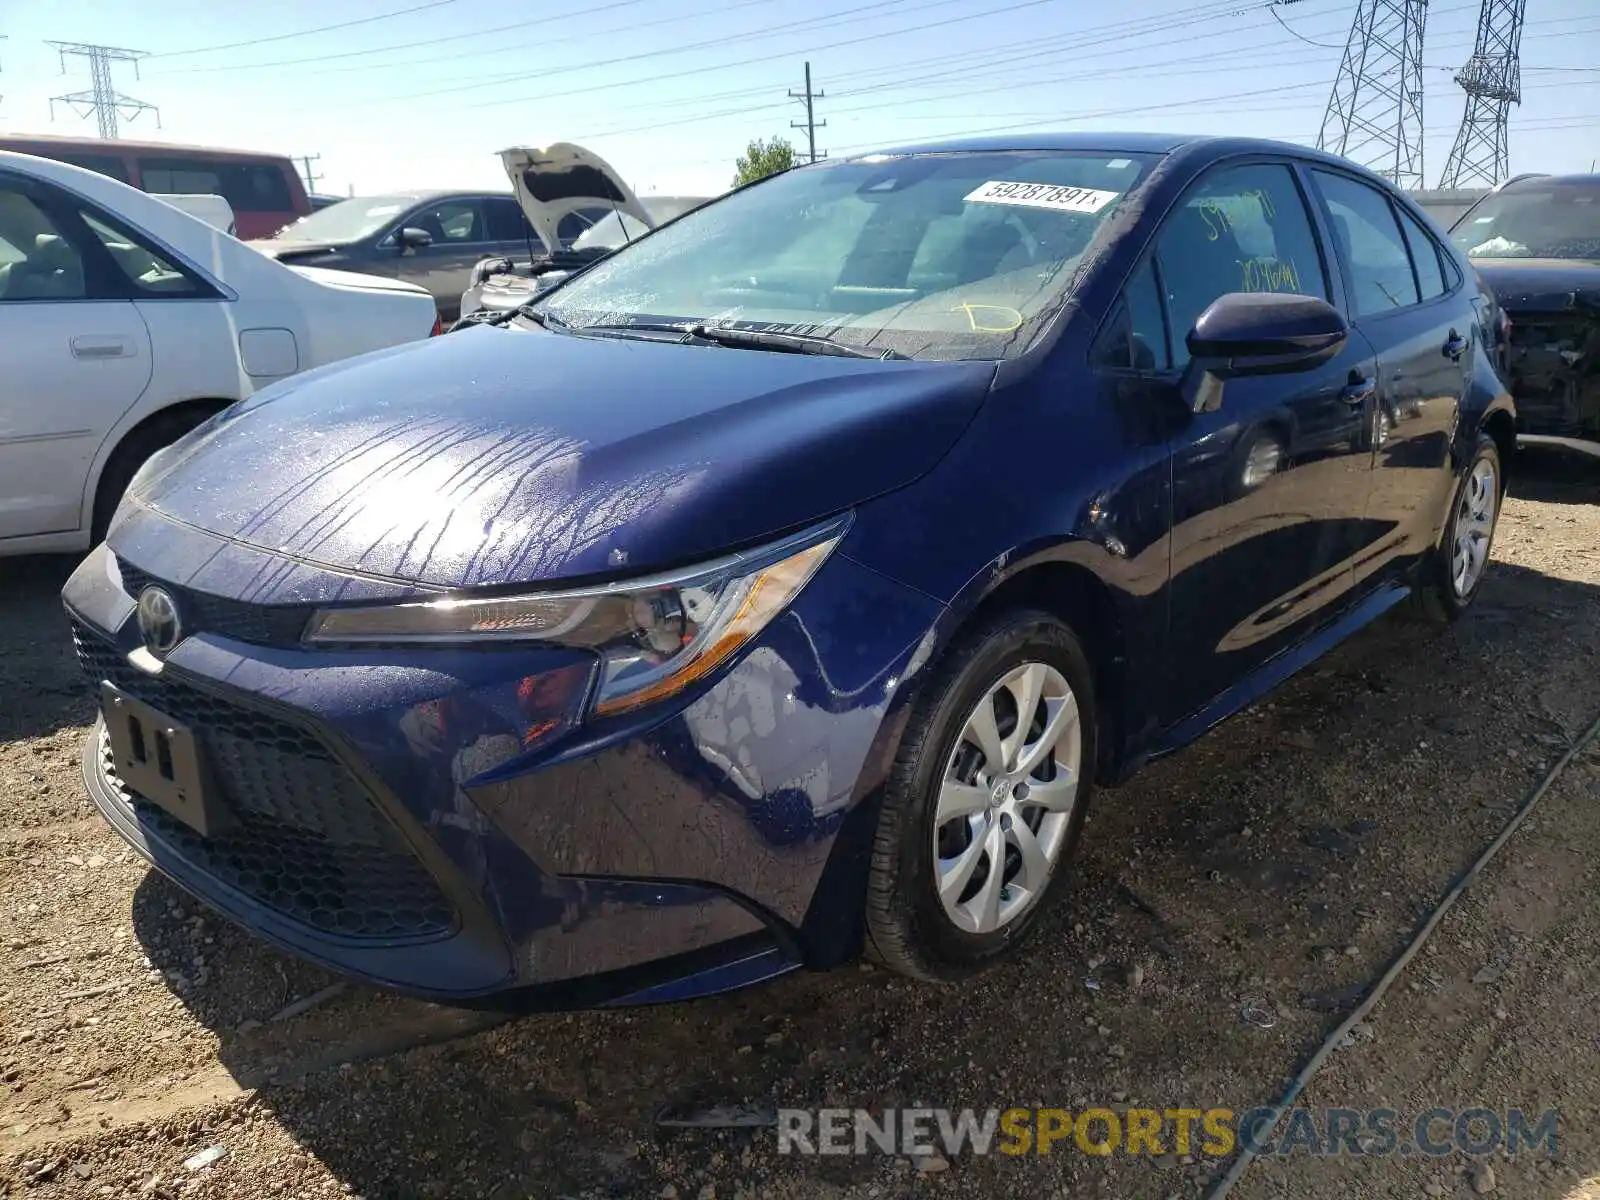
[303,518,846,717]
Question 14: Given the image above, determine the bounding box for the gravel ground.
[2,449,1598,1200]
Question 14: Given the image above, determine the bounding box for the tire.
[1408,431,1503,623]
[91,408,220,545]
[864,608,1098,982]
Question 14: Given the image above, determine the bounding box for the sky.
[0,0,1595,200]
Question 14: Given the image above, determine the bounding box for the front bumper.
[63,527,941,1004]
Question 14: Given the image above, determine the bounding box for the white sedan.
[0,151,441,557]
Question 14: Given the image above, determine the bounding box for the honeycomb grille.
[117,560,312,647]
[75,623,456,942]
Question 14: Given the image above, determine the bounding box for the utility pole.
[1314,0,1429,189]
[788,61,827,164]
[298,154,323,194]
[47,41,158,140]
[1439,0,1527,187]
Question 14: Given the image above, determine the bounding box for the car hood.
[1471,258,1600,314]
[124,326,994,590]
[499,143,654,254]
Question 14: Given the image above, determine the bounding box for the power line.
[790,61,827,163]
[47,42,158,140]
[569,7,1583,151]
[275,0,1257,116]
[151,0,463,59]
[154,0,664,74]
[567,4,1421,143]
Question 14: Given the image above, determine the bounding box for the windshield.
[537,150,1156,361]
[1449,182,1600,260]
[572,197,711,253]
[273,195,420,243]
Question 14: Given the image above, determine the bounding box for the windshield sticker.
[364,204,402,217]
[1106,158,1133,169]
[953,302,1023,333]
[964,181,1120,214]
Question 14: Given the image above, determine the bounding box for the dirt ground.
[2,449,1598,1200]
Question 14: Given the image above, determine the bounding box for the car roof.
[0,131,294,164]
[843,131,1386,174]
[1502,172,1600,189]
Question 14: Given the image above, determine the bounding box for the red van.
[0,133,311,240]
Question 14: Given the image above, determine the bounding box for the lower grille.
[74,622,456,942]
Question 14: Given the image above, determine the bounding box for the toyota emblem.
[136,586,182,656]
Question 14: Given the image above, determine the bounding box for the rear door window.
[1310,170,1420,317]
[485,197,533,242]
[0,187,89,301]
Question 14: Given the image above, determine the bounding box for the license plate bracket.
[100,682,230,838]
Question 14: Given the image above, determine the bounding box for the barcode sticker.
[964,180,1121,213]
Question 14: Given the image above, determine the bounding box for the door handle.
[1443,329,1468,360]
[71,336,129,360]
[1341,376,1376,406]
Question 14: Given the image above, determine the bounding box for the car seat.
[3,234,85,300]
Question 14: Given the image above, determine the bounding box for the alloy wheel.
[933,662,1082,934]
[1451,456,1498,597]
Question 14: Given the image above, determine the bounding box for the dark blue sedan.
[63,132,1514,1007]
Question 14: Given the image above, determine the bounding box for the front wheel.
[864,609,1097,982]
[1409,431,1503,622]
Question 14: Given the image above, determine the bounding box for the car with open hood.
[64,133,1513,1008]
[457,142,712,321]
[0,150,440,559]
[1447,172,1600,459]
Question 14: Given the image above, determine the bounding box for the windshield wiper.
[529,318,908,359]
[684,324,907,360]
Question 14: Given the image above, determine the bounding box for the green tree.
[733,137,796,188]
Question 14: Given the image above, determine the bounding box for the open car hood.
[498,142,654,254]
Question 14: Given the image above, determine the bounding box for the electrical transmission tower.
[789,62,826,164]
[1438,0,1526,187]
[1315,0,1429,189]
[48,42,159,140]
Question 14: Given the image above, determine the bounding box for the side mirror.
[1181,292,1349,414]
[397,227,433,252]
